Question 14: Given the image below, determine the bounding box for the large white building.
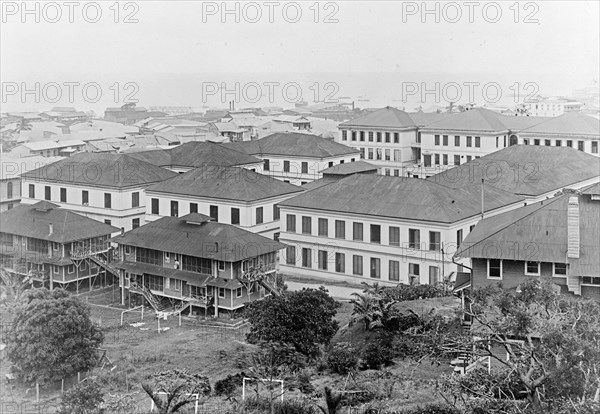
[523,96,584,117]
[338,107,600,178]
[224,132,360,186]
[144,165,303,239]
[20,153,178,231]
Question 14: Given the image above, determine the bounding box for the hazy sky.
[1,0,598,111]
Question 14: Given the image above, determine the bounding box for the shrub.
[214,373,243,397]
[326,342,358,374]
[361,336,394,370]
[57,379,104,414]
[397,403,462,414]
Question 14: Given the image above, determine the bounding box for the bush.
[57,379,104,414]
[242,396,317,414]
[326,342,358,374]
[382,283,450,302]
[361,336,394,370]
[397,403,461,414]
[214,373,243,397]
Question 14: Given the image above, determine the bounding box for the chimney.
[567,196,580,258]
[48,223,53,235]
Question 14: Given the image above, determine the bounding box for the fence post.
[77,372,81,383]
[61,378,64,394]
[36,383,39,403]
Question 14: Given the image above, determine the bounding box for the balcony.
[70,243,111,260]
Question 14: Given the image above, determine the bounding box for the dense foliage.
[57,380,104,414]
[326,342,358,374]
[141,369,211,414]
[245,287,340,357]
[6,288,104,385]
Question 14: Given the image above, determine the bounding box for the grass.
[0,290,460,413]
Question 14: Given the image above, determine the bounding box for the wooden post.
[179,311,182,327]
[77,372,81,383]
[141,303,144,320]
[36,383,39,403]
[61,379,64,394]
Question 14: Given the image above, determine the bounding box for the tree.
[57,379,104,414]
[0,269,33,311]
[438,280,600,413]
[142,369,211,414]
[6,288,104,385]
[245,287,340,357]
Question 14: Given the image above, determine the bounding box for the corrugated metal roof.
[280,174,524,223]
[146,165,303,201]
[0,201,118,243]
[112,215,286,262]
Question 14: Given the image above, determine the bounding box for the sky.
[1,0,599,112]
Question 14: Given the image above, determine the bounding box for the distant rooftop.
[320,160,378,176]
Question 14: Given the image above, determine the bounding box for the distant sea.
[2,72,596,115]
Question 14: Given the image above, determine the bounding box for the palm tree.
[349,292,377,331]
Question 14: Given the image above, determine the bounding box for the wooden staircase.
[566,275,581,296]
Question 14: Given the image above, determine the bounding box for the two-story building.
[144,165,303,239]
[20,153,178,231]
[337,106,419,177]
[125,141,263,173]
[111,213,286,317]
[0,201,118,292]
[224,132,360,185]
[277,174,524,286]
[455,183,600,301]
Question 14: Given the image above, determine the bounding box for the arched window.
[7,181,13,199]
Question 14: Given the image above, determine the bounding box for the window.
[301,162,308,174]
[170,278,182,291]
[283,160,290,172]
[359,131,365,141]
[60,187,67,202]
[209,205,218,222]
[218,288,225,298]
[409,263,420,277]
[6,182,13,199]
[286,246,296,265]
[466,155,472,162]
[68,264,75,273]
[545,139,551,146]
[190,203,198,214]
[385,149,390,161]
[376,148,382,160]
[443,135,448,146]
[28,184,35,198]
[256,207,264,224]
[124,245,131,255]
[409,229,420,249]
[318,250,328,270]
[466,136,472,147]
[170,200,179,217]
[555,140,562,147]
[429,266,440,284]
[274,232,280,241]
[385,132,390,143]
[423,154,432,167]
[104,219,112,225]
[302,216,312,234]
[44,186,51,200]
[318,218,328,236]
[353,222,363,241]
[302,248,312,268]
[218,261,225,271]
[389,227,400,246]
[488,259,502,279]
[454,136,460,146]
[525,261,540,275]
[328,161,334,167]
[151,198,159,214]
[368,131,373,141]
[104,193,112,209]
[370,224,381,244]
[352,255,363,275]
[434,135,440,145]
[523,139,529,145]
[132,192,139,207]
[496,137,499,148]
[592,141,598,154]
[341,131,347,141]
[394,132,399,143]
[429,231,441,251]
[370,258,381,279]
[80,190,89,205]
[442,154,448,165]
[566,140,573,147]
[534,139,540,146]
[359,148,365,159]
[235,287,243,298]
[286,214,296,232]
[132,218,140,229]
[53,265,59,273]
[454,155,461,165]
[231,208,240,225]
[553,263,567,276]
[351,131,357,141]
[393,149,401,161]
[434,154,440,165]
[582,277,600,285]
[456,229,463,248]
[389,260,400,281]
[475,137,481,147]
[335,253,345,273]
[578,141,585,151]
[368,148,373,160]
[335,220,345,239]
[376,132,382,142]
[137,247,162,266]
